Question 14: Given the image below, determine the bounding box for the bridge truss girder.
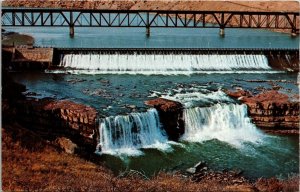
[2,9,299,35]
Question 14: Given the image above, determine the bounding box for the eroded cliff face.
[145,98,184,141]
[227,90,299,134]
[14,98,99,153]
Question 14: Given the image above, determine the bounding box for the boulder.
[55,137,78,154]
[225,89,252,99]
[186,161,208,174]
[194,161,207,172]
[145,98,184,141]
[186,167,197,174]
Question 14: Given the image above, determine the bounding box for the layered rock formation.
[226,90,299,134]
[14,98,99,153]
[145,98,184,141]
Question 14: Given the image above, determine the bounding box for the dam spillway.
[52,48,299,73]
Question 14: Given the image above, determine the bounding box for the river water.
[7,26,299,179]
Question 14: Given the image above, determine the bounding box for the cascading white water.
[162,89,234,108]
[98,108,170,156]
[59,53,271,73]
[181,104,264,147]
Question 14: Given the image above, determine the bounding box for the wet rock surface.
[226,89,299,134]
[145,98,184,141]
[184,161,256,192]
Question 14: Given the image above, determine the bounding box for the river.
[6,26,299,179]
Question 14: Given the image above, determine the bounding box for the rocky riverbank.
[2,30,34,47]
[3,0,299,34]
[226,89,299,134]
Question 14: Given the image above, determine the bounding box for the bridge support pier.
[69,25,75,38]
[146,26,150,37]
[219,28,225,37]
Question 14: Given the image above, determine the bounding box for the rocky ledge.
[226,90,299,134]
[5,96,99,154]
[145,98,184,141]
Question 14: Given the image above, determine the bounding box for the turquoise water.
[4,26,299,49]
[100,135,299,179]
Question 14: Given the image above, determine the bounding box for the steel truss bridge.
[2,8,299,37]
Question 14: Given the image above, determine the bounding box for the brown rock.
[145,98,182,113]
[145,98,184,141]
[226,90,299,133]
[240,90,289,104]
[225,89,252,99]
[55,137,78,154]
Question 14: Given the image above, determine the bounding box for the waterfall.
[59,53,271,73]
[162,89,234,108]
[98,108,170,156]
[182,104,264,147]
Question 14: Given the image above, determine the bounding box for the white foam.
[58,53,272,73]
[98,108,171,156]
[162,89,234,108]
[46,69,283,75]
[181,104,265,148]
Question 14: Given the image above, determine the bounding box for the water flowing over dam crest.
[59,53,270,73]
[52,48,299,74]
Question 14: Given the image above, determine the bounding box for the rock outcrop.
[226,90,299,134]
[55,137,78,154]
[12,97,99,154]
[267,52,300,72]
[145,98,184,141]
